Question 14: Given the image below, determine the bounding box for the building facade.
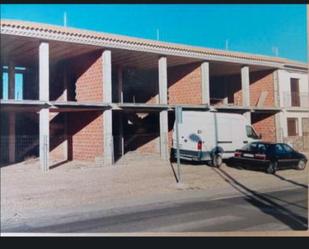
[0,20,308,170]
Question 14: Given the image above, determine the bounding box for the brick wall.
[68,111,103,161]
[168,63,202,105]
[67,51,104,161]
[252,113,276,142]
[250,70,275,107]
[74,52,103,102]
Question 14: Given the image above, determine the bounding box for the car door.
[274,144,290,168]
[282,144,299,167]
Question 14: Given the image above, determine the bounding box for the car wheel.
[296,159,306,170]
[212,154,223,168]
[266,161,277,174]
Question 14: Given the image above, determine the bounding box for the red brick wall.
[68,52,104,161]
[68,111,103,161]
[168,63,202,105]
[75,53,103,102]
[252,113,276,142]
[250,70,275,107]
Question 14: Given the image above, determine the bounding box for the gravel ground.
[1,152,308,227]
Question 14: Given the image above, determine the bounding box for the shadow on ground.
[212,167,308,230]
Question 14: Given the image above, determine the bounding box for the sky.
[0,4,307,100]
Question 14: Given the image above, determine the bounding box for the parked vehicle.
[233,142,307,174]
[171,111,261,167]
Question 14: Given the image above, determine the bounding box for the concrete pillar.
[241,66,251,125]
[158,56,169,160]
[117,65,123,103]
[39,42,50,171]
[201,61,210,105]
[63,65,68,160]
[117,66,124,156]
[0,66,3,99]
[8,62,16,163]
[241,66,250,107]
[8,62,15,99]
[273,70,283,142]
[8,113,15,163]
[103,50,114,165]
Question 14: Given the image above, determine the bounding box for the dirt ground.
[1,152,308,226]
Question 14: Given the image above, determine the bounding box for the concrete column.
[158,56,169,160]
[63,65,68,160]
[8,62,15,99]
[103,50,114,165]
[39,42,50,171]
[8,113,16,163]
[117,66,124,156]
[117,65,123,103]
[201,61,210,105]
[0,66,3,99]
[241,66,250,107]
[273,69,283,142]
[8,63,16,163]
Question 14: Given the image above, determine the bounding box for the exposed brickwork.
[168,63,202,105]
[75,52,103,102]
[252,113,276,142]
[68,111,103,161]
[250,70,275,107]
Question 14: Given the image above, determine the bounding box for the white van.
[171,111,261,167]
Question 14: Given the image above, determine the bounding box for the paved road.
[2,184,307,233]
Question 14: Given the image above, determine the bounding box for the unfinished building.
[0,20,308,170]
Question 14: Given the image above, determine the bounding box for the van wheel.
[266,161,277,174]
[212,154,223,168]
[296,159,306,170]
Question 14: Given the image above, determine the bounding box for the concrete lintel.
[201,61,210,105]
[241,66,250,107]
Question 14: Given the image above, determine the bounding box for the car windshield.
[246,125,259,139]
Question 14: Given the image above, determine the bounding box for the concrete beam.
[39,42,50,171]
[8,62,15,99]
[158,56,169,160]
[241,66,250,107]
[8,113,16,163]
[103,50,114,165]
[201,61,210,105]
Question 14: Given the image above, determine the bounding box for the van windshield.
[246,125,259,139]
